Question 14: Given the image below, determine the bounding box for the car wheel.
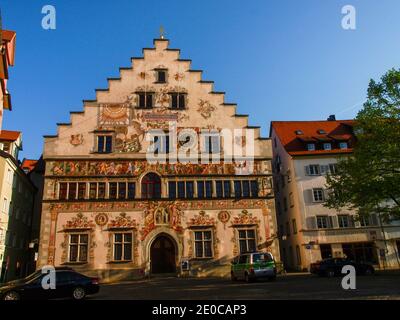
[326,269,335,278]
[72,287,86,300]
[231,272,237,281]
[3,291,20,301]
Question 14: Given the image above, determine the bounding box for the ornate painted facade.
[38,38,279,281]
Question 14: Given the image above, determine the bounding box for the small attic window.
[317,129,327,134]
[155,69,167,83]
[295,130,303,135]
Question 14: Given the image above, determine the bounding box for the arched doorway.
[150,235,176,274]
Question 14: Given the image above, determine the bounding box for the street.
[92,273,400,300]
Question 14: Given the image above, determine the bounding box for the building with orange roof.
[270,116,400,271]
[0,28,16,131]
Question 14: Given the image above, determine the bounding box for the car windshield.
[10,270,42,284]
[253,253,273,263]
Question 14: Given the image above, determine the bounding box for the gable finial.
[159,25,165,39]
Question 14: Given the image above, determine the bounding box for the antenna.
[159,25,165,39]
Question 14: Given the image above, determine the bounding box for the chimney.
[327,115,336,121]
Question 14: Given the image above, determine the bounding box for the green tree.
[325,69,400,222]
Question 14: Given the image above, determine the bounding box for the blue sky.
[1,0,400,159]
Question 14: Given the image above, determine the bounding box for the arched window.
[141,173,161,199]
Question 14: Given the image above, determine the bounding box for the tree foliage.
[325,69,400,221]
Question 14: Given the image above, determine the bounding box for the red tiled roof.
[271,120,355,156]
[0,130,21,141]
[21,159,38,173]
[2,30,16,42]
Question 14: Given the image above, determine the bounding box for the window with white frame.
[360,216,370,227]
[7,169,12,184]
[194,230,213,258]
[2,197,8,213]
[307,143,316,151]
[339,142,348,149]
[238,229,256,254]
[306,164,320,175]
[338,215,351,228]
[316,216,329,229]
[69,234,89,262]
[323,143,332,150]
[113,233,132,261]
[312,188,325,202]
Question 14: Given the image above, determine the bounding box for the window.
[118,182,127,199]
[141,173,161,199]
[138,92,153,108]
[98,182,106,199]
[317,129,327,134]
[289,192,294,207]
[339,142,348,149]
[316,216,329,229]
[312,188,325,202]
[307,143,315,151]
[197,181,212,199]
[178,181,185,198]
[97,135,113,153]
[170,93,186,110]
[156,70,167,83]
[68,183,77,199]
[329,163,338,174]
[152,135,170,154]
[292,219,297,234]
[113,233,132,261]
[3,197,8,213]
[109,182,117,199]
[295,130,303,135]
[338,215,351,228]
[242,181,250,197]
[360,216,370,227]
[238,229,256,253]
[128,183,136,199]
[89,183,97,199]
[194,230,213,258]
[250,181,259,198]
[77,183,86,200]
[234,181,242,198]
[7,169,12,184]
[283,197,288,211]
[203,134,220,154]
[69,234,88,262]
[59,183,68,200]
[323,143,332,150]
[216,180,231,198]
[286,221,290,236]
[296,245,302,265]
[186,181,194,199]
[306,165,320,175]
[168,181,177,199]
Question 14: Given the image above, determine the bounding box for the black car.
[310,258,375,277]
[0,267,100,300]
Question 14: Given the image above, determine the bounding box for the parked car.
[0,267,100,300]
[231,252,277,282]
[310,258,375,277]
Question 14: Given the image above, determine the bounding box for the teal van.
[231,252,277,282]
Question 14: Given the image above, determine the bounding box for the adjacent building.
[0,131,36,282]
[270,118,400,271]
[37,38,279,281]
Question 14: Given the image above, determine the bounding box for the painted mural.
[49,160,270,177]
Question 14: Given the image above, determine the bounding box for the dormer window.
[323,143,332,150]
[138,92,153,109]
[155,69,167,83]
[295,130,303,135]
[307,143,315,151]
[170,93,186,110]
[339,142,348,149]
[317,129,327,134]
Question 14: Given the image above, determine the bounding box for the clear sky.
[1,0,400,160]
